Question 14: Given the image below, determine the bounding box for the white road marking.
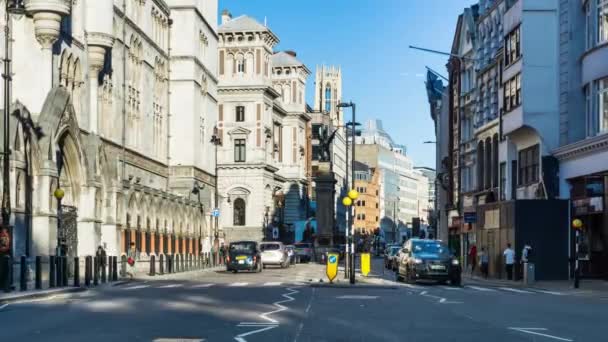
[191,283,214,288]
[263,282,282,286]
[439,286,461,290]
[399,283,423,289]
[159,284,183,288]
[229,282,249,287]
[466,286,497,292]
[336,295,378,299]
[534,290,564,296]
[0,303,8,310]
[123,285,151,290]
[234,287,299,341]
[508,328,573,342]
[234,326,278,342]
[499,287,533,294]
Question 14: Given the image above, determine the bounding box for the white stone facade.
[1,0,219,263]
[216,11,310,243]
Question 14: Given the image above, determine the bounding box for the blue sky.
[218,0,472,168]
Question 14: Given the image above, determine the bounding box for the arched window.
[233,198,246,226]
[325,86,331,113]
[477,141,485,191]
[485,137,492,190]
[492,134,499,188]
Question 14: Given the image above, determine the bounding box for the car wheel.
[232,269,237,274]
[396,271,403,282]
[405,268,414,284]
[451,275,462,287]
[263,264,266,269]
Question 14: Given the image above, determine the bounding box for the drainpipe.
[166,18,173,192]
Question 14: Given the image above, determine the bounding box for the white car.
[260,242,289,268]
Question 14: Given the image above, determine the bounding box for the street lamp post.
[338,101,357,284]
[191,182,205,254]
[210,126,222,265]
[0,0,26,290]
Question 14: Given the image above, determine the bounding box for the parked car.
[396,239,461,286]
[260,242,289,268]
[226,241,262,273]
[293,242,313,263]
[285,245,296,265]
[384,245,401,270]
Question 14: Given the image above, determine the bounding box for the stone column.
[32,161,59,256]
[86,36,113,133]
[315,163,336,247]
[26,0,70,103]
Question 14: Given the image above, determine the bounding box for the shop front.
[569,174,608,279]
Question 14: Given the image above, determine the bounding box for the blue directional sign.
[329,255,337,264]
[212,208,220,217]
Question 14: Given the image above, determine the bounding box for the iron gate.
[59,205,78,276]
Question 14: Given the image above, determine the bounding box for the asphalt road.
[1,259,606,342]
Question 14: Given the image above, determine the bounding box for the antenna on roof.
[264,16,267,27]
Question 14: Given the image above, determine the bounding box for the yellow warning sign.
[361,253,371,276]
[326,253,339,283]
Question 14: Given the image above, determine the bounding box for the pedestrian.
[95,245,107,278]
[468,244,478,275]
[479,247,489,278]
[219,243,225,265]
[503,243,515,280]
[127,242,137,279]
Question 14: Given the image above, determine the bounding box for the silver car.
[260,242,289,268]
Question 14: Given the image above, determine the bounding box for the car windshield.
[230,242,256,253]
[261,244,281,251]
[412,241,450,257]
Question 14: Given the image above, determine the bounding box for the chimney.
[285,50,297,57]
[221,9,232,25]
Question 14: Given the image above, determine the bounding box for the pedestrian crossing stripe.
[466,285,497,292]
[191,283,214,288]
[123,285,151,290]
[159,284,183,288]
[262,282,282,286]
[229,282,249,287]
[439,286,461,290]
[498,287,533,294]
[532,289,564,296]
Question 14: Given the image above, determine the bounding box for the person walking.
[468,244,478,275]
[503,243,515,280]
[479,247,489,278]
[95,245,107,279]
[127,242,137,279]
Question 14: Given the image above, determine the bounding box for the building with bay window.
[216,11,311,243]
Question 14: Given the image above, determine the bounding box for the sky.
[218,0,473,168]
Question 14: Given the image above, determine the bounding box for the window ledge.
[581,41,608,61]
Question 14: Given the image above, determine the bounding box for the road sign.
[360,253,370,276]
[212,208,220,217]
[326,253,339,283]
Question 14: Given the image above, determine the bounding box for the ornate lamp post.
[0,1,26,279]
[191,182,205,252]
[53,187,65,256]
[210,126,222,263]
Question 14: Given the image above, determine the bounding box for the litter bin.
[523,262,535,284]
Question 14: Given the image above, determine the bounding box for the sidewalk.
[465,273,608,295]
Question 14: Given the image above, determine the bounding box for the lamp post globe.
[342,197,352,207]
[54,188,65,200]
[347,189,359,200]
[572,218,583,230]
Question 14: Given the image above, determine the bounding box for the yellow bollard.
[326,253,339,283]
[361,253,370,277]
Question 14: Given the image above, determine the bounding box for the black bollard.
[101,256,107,283]
[20,255,27,291]
[159,254,164,275]
[85,256,91,287]
[74,257,80,287]
[1,255,10,293]
[49,255,56,288]
[62,257,68,287]
[56,256,63,287]
[167,255,172,273]
[93,257,99,286]
[35,256,42,290]
[149,255,156,276]
[112,256,118,281]
[108,256,114,282]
